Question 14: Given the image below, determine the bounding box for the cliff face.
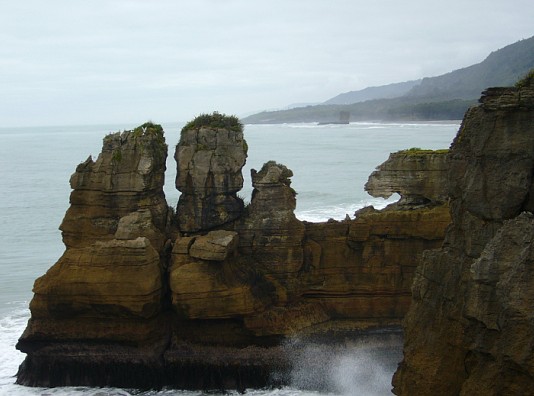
[393,86,534,395]
[16,115,451,390]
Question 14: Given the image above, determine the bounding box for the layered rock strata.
[175,119,247,232]
[17,123,170,388]
[17,114,451,391]
[393,86,534,395]
[235,161,306,302]
[365,148,449,206]
[60,123,168,249]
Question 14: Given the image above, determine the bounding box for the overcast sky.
[1,0,533,127]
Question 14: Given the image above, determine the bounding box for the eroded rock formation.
[16,113,451,391]
[60,123,168,249]
[175,115,247,232]
[17,123,170,389]
[365,148,449,206]
[393,85,534,395]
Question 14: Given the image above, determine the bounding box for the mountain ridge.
[243,36,534,124]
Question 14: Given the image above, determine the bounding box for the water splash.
[282,332,402,396]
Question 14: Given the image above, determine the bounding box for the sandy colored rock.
[189,230,239,261]
[244,302,330,336]
[18,123,169,353]
[170,260,269,319]
[301,205,449,318]
[16,115,454,390]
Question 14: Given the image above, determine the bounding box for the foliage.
[515,69,534,88]
[111,148,122,163]
[132,121,165,141]
[242,98,475,124]
[386,99,476,120]
[400,148,449,156]
[182,111,243,132]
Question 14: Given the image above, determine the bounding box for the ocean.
[0,121,460,396]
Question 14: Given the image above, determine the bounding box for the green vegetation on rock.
[106,122,167,165]
[183,112,243,133]
[516,69,534,88]
[132,122,165,139]
[400,148,449,156]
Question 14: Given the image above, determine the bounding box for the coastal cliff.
[393,84,534,395]
[16,113,450,390]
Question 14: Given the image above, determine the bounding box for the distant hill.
[324,80,421,105]
[406,36,534,100]
[243,36,534,124]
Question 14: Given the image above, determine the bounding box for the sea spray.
[277,331,403,395]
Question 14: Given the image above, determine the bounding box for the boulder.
[189,230,239,261]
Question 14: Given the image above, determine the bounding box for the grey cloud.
[0,0,533,126]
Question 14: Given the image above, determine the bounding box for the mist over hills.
[243,36,534,124]
[324,80,421,105]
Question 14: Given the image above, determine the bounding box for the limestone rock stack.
[17,123,170,388]
[175,114,247,232]
[393,85,534,395]
[60,123,168,249]
[236,161,306,301]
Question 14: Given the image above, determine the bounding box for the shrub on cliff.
[183,111,243,133]
[133,121,164,138]
[516,69,534,88]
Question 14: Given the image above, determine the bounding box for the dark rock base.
[16,327,403,392]
[15,343,289,392]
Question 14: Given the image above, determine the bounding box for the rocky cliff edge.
[393,85,534,395]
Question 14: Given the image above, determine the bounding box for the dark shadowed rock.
[393,86,534,396]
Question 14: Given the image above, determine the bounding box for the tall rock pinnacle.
[175,113,248,233]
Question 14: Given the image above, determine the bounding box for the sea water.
[0,121,460,395]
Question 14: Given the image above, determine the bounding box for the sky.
[1,0,533,127]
